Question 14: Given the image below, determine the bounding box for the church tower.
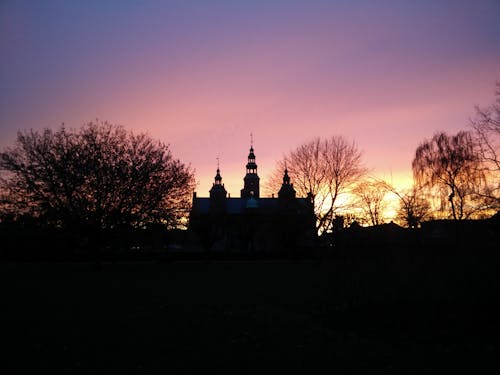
[241,142,260,198]
[278,168,296,201]
[209,164,227,214]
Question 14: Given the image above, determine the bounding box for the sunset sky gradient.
[1,0,499,197]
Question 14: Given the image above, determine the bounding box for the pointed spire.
[278,168,296,201]
[210,157,227,199]
[246,141,257,172]
[283,168,290,185]
[214,168,222,184]
[249,133,255,156]
[214,157,222,185]
[241,137,260,198]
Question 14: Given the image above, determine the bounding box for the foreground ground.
[1,251,500,373]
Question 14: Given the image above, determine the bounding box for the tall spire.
[241,138,260,198]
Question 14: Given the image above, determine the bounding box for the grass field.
[2,253,499,373]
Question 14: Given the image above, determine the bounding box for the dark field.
[2,252,500,373]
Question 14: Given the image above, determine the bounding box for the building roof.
[191,197,311,215]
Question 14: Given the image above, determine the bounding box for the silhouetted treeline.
[2,213,498,262]
[0,219,183,261]
[330,213,500,256]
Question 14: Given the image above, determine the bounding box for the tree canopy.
[0,121,195,230]
[352,180,388,226]
[471,82,500,208]
[266,136,366,234]
[412,131,484,220]
[381,182,430,228]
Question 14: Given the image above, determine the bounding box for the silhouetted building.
[189,144,316,253]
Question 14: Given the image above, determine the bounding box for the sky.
[1,0,499,198]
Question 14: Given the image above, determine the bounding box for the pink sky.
[1,1,499,197]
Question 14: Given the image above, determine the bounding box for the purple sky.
[1,0,499,196]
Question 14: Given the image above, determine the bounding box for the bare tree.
[470,82,500,208]
[412,131,484,220]
[266,136,366,234]
[382,182,430,228]
[352,180,388,226]
[0,121,195,230]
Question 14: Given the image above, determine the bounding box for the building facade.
[189,145,316,253]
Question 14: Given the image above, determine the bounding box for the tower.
[241,142,260,198]
[278,168,296,201]
[209,164,227,214]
